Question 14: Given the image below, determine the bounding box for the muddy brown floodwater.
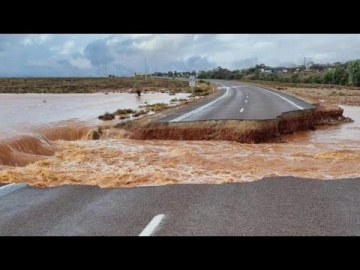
[0,92,359,187]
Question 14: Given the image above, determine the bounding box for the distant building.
[134,73,151,78]
[272,68,283,74]
[287,67,297,73]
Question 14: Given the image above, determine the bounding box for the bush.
[98,112,115,120]
[333,66,349,85]
[133,110,147,117]
[113,109,135,115]
[322,70,334,84]
[347,60,360,86]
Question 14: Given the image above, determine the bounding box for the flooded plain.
[0,92,359,187]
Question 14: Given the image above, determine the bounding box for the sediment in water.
[0,135,55,166]
[0,124,94,167]
[0,103,353,168]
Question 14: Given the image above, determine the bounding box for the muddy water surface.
[0,92,359,187]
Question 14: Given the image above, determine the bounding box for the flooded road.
[0,92,359,187]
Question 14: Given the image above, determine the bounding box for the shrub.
[347,60,360,86]
[98,112,115,120]
[113,108,135,115]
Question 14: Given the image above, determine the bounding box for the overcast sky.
[1,34,360,77]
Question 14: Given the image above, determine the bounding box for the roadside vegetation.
[193,60,360,87]
[186,80,213,97]
[154,59,360,89]
[98,101,189,121]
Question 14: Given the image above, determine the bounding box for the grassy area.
[113,109,136,115]
[99,102,178,121]
[185,81,213,97]
[142,103,169,112]
[0,77,189,93]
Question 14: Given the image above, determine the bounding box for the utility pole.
[145,58,148,81]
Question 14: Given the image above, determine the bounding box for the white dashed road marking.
[0,183,27,199]
[139,214,165,236]
[240,108,244,113]
[169,84,230,122]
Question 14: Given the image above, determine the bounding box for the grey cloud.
[2,34,360,77]
[84,40,114,66]
[186,55,215,70]
[232,57,259,69]
[83,35,146,68]
[154,55,215,72]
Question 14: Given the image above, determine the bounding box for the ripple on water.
[0,95,359,186]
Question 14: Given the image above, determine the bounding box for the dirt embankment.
[115,104,353,143]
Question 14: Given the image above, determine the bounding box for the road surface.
[0,81,352,236]
[157,80,315,123]
[1,177,360,236]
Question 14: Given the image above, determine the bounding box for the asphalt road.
[157,80,315,123]
[1,177,360,236]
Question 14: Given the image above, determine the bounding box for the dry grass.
[0,77,189,94]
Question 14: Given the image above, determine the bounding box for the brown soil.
[120,105,352,143]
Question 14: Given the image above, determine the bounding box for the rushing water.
[0,93,359,187]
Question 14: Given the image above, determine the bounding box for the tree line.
[152,59,360,86]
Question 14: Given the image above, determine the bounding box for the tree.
[332,66,349,85]
[347,60,360,86]
[197,70,208,79]
[252,69,261,80]
[309,63,326,71]
[322,70,334,84]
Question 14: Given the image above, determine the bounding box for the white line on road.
[260,88,305,110]
[169,84,231,122]
[231,86,247,88]
[240,108,244,113]
[0,183,27,198]
[245,100,248,103]
[139,214,165,236]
